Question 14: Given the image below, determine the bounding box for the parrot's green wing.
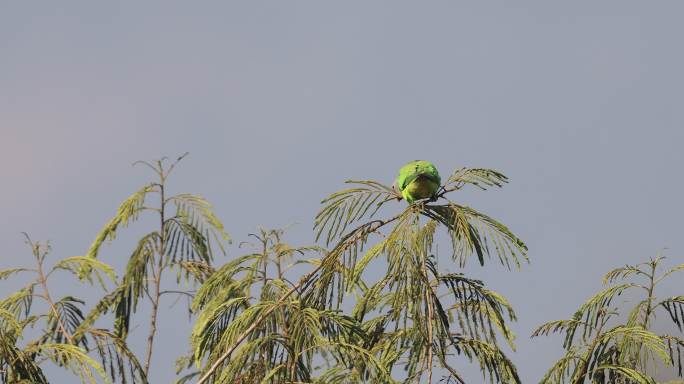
[396,160,441,191]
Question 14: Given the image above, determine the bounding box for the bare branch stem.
[144,166,166,378]
[36,252,74,345]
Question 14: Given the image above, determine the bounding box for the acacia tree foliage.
[193,167,528,384]
[182,227,395,383]
[1,160,529,383]
[0,235,145,383]
[81,155,231,380]
[532,256,684,384]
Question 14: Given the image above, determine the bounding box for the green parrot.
[393,160,441,203]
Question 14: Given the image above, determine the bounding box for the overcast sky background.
[2,2,684,383]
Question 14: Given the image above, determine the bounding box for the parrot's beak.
[392,184,403,201]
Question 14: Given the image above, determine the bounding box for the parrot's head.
[391,180,403,200]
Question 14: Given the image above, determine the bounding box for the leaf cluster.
[533,256,684,383]
[0,236,146,384]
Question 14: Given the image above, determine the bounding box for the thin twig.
[143,164,166,378]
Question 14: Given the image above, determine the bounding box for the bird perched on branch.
[393,160,441,203]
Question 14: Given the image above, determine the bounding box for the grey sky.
[2,1,684,382]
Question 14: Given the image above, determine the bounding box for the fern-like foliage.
[533,255,684,383]
[312,168,527,302]
[344,218,521,383]
[303,166,527,383]
[186,228,393,384]
[80,155,231,379]
[0,235,146,383]
[314,180,396,245]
